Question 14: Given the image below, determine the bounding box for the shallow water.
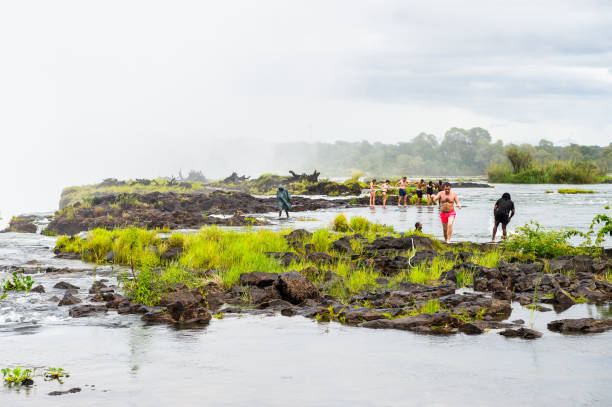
[257,183,612,246]
[1,185,612,405]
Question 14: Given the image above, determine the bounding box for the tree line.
[271,127,612,177]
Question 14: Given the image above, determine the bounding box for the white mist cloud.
[0,0,611,220]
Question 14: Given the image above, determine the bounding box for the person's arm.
[493,204,498,216]
[510,208,515,219]
[432,192,440,203]
[454,194,461,209]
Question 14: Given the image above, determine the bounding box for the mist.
[2,0,612,223]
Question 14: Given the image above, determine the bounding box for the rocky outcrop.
[499,328,542,339]
[1,215,37,233]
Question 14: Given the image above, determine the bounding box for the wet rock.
[49,387,81,396]
[142,309,174,323]
[53,281,79,290]
[167,301,212,325]
[21,378,34,386]
[512,319,525,325]
[48,295,60,302]
[342,308,387,326]
[499,328,542,339]
[58,292,82,306]
[281,308,297,316]
[69,304,107,317]
[2,215,37,233]
[105,250,116,262]
[365,235,433,252]
[31,285,45,293]
[54,251,81,260]
[161,247,183,261]
[239,271,279,288]
[547,318,612,334]
[458,322,484,335]
[89,280,108,294]
[159,287,203,307]
[359,312,457,332]
[249,286,282,305]
[276,271,319,304]
[332,237,354,254]
[554,288,576,308]
[493,290,512,300]
[410,250,439,265]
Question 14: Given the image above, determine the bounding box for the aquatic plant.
[44,367,70,380]
[605,204,611,210]
[41,229,57,236]
[2,367,34,385]
[2,272,34,292]
[558,189,595,194]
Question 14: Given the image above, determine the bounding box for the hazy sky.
[1,0,612,219]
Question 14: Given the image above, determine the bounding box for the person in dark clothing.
[492,192,515,241]
[277,184,292,218]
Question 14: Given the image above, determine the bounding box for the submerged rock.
[53,281,79,290]
[359,312,457,333]
[499,328,542,339]
[58,292,82,306]
[69,304,107,317]
[49,387,81,396]
[31,284,45,293]
[547,318,612,334]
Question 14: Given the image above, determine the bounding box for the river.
[1,184,611,406]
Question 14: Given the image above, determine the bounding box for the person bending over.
[492,192,515,242]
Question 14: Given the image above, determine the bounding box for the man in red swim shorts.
[433,182,461,243]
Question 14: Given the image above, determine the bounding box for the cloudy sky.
[1,0,611,218]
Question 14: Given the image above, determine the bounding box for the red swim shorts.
[440,210,456,223]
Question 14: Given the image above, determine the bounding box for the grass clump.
[558,189,595,194]
[504,221,592,258]
[333,214,349,232]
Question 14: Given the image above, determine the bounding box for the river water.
[1,184,612,406]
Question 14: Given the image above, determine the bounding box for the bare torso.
[439,191,457,213]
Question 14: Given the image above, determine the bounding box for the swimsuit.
[416,189,423,198]
[399,188,406,196]
[440,210,456,223]
[426,186,434,195]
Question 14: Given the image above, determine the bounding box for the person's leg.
[285,210,290,218]
[442,221,448,242]
[502,223,507,239]
[492,220,499,242]
[383,194,387,208]
[446,215,456,243]
[279,210,282,218]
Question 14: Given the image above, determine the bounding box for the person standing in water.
[426,181,435,205]
[414,179,425,205]
[369,179,378,208]
[435,180,444,206]
[381,180,391,208]
[395,176,408,207]
[492,192,515,242]
[276,184,292,218]
[433,182,461,243]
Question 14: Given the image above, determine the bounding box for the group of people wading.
[368,178,515,244]
[278,180,516,245]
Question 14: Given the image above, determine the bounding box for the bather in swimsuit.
[440,210,456,223]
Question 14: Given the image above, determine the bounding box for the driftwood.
[223,172,250,184]
[288,170,320,183]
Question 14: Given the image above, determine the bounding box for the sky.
[1,0,612,219]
